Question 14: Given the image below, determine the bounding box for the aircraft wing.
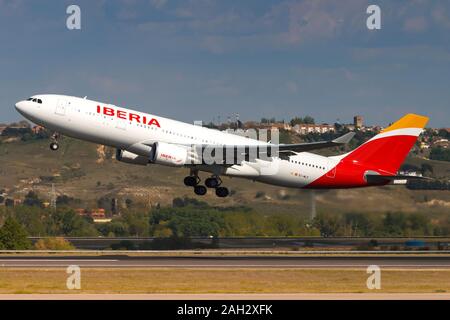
[170,132,355,165]
[277,132,355,154]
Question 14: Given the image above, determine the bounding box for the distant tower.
[354,115,364,128]
[50,183,57,211]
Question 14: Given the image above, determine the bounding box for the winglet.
[332,132,355,144]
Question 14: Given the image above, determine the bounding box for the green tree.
[382,212,407,236]
[290,117,304,126]
[35,237,75,250]
[344,213,375,236]
[438,129,450,139]
[123,211,149,236]
[14,205,47,236]
[96,220,129,237]
[303,115,315,124]
[290,116,315,126]
[420,163,434,175]
[0,217,32,249]
[46,209,99,236]
[23,191,42,207]
[313,213,342,237]
[430,147,450,162]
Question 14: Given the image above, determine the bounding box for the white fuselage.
[15,94,336,188]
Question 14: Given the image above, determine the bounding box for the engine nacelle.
[115,149,149,166]
[149,142,188,167]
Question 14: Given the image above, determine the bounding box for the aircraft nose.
[15,100,26,113]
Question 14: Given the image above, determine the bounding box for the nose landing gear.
[49,132,60,151]
[49,142,59,151]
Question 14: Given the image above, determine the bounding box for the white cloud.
[274,0,367,45]
[150,0,168,9]
[88,75,142,95]
[286,81,299,93]
[202,36,227,54]
[431,4,450,29]
[403,16,428,32]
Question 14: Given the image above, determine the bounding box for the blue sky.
[1,0,449,127]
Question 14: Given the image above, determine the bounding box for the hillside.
[0,137,449,218]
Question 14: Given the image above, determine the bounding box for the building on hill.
[292,124,335,135]
[243,121,259,129]
[75,208,111,223]
[265,123,292,131]
[90,208,111,223]
[432,138,449,149]
[364,125,382,132]
[90,208,106,219]
[354,115,364,128]
[344,124,355,131]
[32,125,45,134]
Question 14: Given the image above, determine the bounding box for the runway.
[1,255,450,268]
[1,293,450,300]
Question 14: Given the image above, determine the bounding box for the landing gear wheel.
[184,176,198,187]
[205,177,221,188]
[50,132,60,151]
[215,187,229,198]
[194,185,207,196]
[49,142,59,151]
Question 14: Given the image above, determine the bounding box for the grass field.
[1,268,450,294]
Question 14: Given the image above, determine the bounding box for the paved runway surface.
[1,255,450,268]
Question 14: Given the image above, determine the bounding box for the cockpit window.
[28,98,42,104]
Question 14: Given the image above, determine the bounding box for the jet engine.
[115,149,149,166]
[149,142,188,167]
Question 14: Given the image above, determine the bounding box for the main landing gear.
[184,172,230,197]
[49,132,60,151]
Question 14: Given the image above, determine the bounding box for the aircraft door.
[55,99,67,116]
[326,160,337,178]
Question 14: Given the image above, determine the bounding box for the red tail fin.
[342,114,429,174]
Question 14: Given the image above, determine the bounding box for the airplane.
[15,94,429,197]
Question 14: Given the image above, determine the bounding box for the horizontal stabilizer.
[365,174,431,184]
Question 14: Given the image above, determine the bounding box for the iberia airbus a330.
[15,95,429,197]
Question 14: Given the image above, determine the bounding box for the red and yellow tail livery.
[309,114,429,188]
